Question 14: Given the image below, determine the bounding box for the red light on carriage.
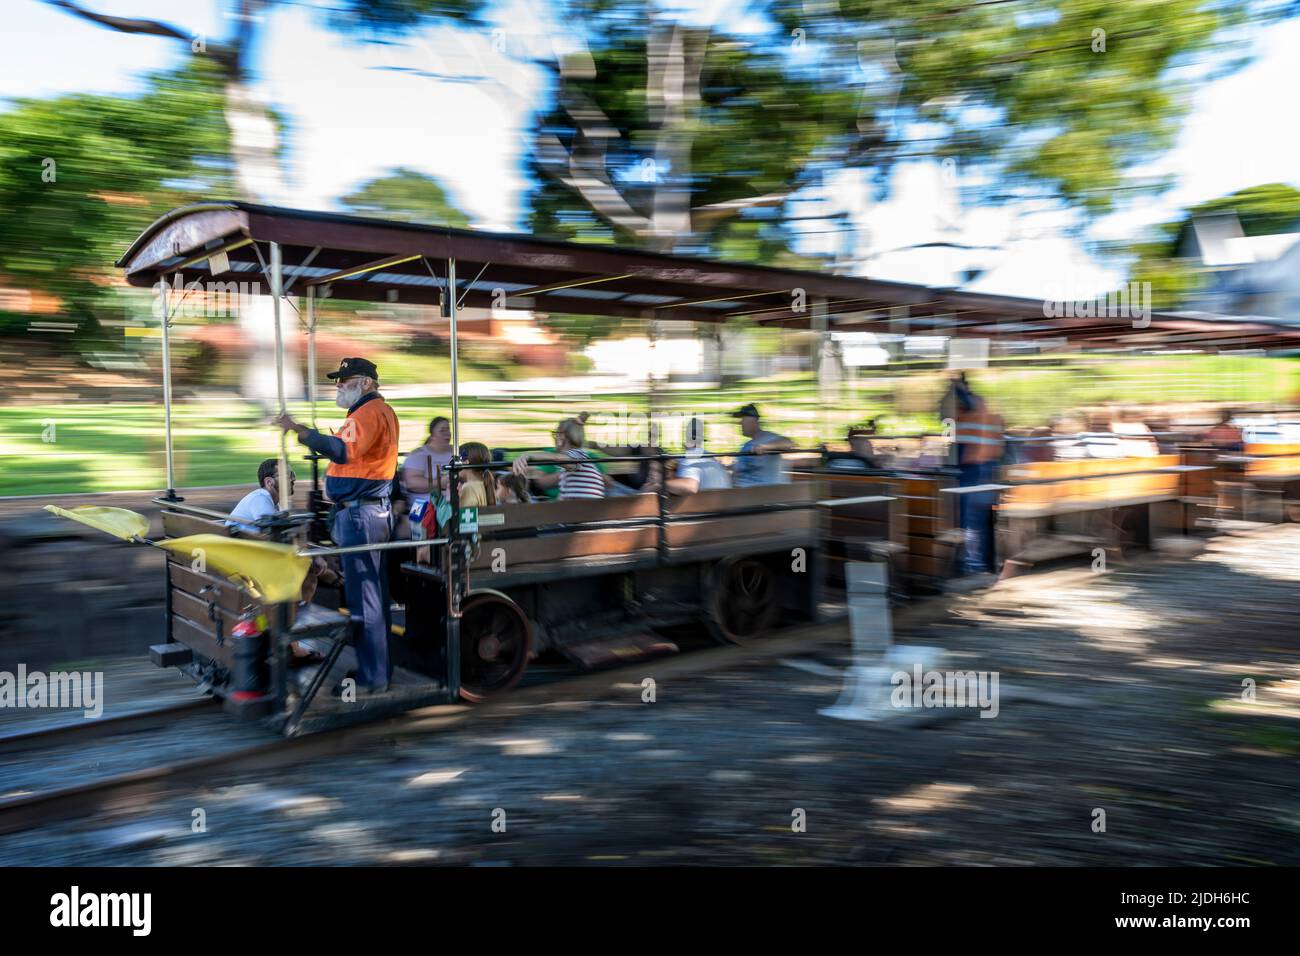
[231,613,268,639]
[231,619,262,639]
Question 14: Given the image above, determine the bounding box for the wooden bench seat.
[999,456,1181,517]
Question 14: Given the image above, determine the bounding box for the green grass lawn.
[2,355,1295,497]
[0,388,881,497]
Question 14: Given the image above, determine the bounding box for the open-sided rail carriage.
[116,203,1300,734]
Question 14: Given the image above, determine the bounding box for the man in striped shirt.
[512,418,608,499]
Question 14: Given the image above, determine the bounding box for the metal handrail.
[298,537,448,558]
[443,447,826,472]
[151,497,245,524]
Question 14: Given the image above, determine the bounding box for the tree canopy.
[341,167,472,227]
[527,0,1279,259]
[0,60,232,336]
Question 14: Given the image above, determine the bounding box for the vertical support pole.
[159,275,177,498]
[446,256,462,702]
[812,296,829,446]
[445,465,461,700]
[646,318,659,441]
[305,286,322,507]
[270,242,290,513]
[306,285,317,429]
[447,257,460,452]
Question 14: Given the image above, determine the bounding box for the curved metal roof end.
[114,202,242,268]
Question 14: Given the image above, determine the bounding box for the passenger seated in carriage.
[512,418,608,499]
[660,417,731,496]
[730,404,794,486]
[456,442,497,508]
[226,458,291,535]
[402,415,454,513]
[494,470,533,504]
[1205,410,1244,452]
[582,411,664,494]
[823,422,882,472]
[1110,407,1160,458]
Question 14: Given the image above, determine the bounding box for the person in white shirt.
[664,417,732,496]
[1110,408,1159,458]
[226,458,292,535]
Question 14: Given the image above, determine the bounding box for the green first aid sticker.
[458,507,478,532]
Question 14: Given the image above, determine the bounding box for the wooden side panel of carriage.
[794,469,955,584]
[159,510,287,677]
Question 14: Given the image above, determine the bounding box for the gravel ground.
[1,526,1298,866]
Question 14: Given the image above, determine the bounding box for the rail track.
[0,698,218,756]
[0,613,867,837]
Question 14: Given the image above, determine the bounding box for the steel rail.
[0,697,218,756]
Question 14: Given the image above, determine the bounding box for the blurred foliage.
[770,0,1272,214]
[0,61,232,339]
[341,167,472,226]
[1125,182,1300,308]
[529,0,1282,261]
[322,0,486,34]
[528,9,852,257]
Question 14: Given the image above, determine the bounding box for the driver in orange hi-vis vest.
[274,357,400,695]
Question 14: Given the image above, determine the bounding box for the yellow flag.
[156,534,311,605]
[43,505,150,541]
[45,506,310,605]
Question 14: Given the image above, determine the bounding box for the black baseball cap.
[326,357,378,381]
[730,403,760,419]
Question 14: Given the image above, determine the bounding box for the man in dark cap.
[730,404,794,486]
[273,357,400,695]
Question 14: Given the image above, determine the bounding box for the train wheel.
[458,590,533,702]
[707,556,779,645]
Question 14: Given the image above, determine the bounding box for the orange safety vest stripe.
[955,408,1004,462]
[326,397,400,480]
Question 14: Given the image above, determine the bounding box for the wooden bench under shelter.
[994,454,1201,568]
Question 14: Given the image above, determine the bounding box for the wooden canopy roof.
[118,202,1300,351]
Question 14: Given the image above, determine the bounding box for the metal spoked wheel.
[707,556,780,645]
[458,590,533,703]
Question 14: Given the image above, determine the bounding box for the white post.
[270,241,290,513]
[820,561,946,722]
[159,275,177,496]
[306,285,317,429]
[447,257,460,451]
[812,296,829,445]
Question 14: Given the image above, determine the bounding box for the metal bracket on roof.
[457,261,492,312]
[283,246,322,301]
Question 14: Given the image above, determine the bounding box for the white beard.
[335,383,363,408]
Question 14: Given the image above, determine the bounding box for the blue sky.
[7,0,1299,299]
